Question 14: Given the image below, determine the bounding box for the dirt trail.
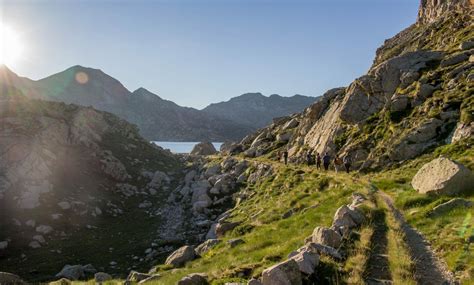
[378,191,456,285]
[363,209,393,285]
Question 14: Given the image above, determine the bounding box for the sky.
[1,0,419,109]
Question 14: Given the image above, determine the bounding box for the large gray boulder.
[177,273,208,285]
[287,246,320,275]
[412,157,474,195]
[165,245,196,267]
[311,227,342,248]
[0,272,26,284]
[190,142,217,156]
[261,259,302,285]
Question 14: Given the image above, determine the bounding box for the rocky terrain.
[0,65,314,142]
[0,0,473,284]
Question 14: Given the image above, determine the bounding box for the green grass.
[151,164,368,284]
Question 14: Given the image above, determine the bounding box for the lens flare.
[0,24,24,66]
[75,71,89,84]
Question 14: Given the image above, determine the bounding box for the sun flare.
[0,24,23,66]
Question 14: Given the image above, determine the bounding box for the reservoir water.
[153,141,223,154]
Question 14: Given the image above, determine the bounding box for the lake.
[153,141,223,154]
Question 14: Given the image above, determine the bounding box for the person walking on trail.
[316,152,322,169]
[306,151,313,166]
[283,150,289,165]
[334,155,343,173]
[343,154,352,173]
[323,153,331,170]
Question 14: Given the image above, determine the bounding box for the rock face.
[190,142,218,156]
[417,0,472,24]
[411,157,474,195]
[165,245,196,267]
[261,259,302,285]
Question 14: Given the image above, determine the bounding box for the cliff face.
[229,0,473,171]
[417,0,472,24]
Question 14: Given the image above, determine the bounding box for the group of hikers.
[280,149,352,173]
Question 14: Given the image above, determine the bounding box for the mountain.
[0,65,314,141]
[202,93,317,129]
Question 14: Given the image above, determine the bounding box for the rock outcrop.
[190,142,218,156]
[417,0,472,25]
[412,157,474,195]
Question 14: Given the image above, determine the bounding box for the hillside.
[203,93,317,129]
[0,91,192,282]
[0,65,314,142]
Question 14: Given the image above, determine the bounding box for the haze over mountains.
[0,65,316,141]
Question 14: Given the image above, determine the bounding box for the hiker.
[306,151,313,166]
[334,155,343,173]
[316,152,322,169]
[283,150,289,165]
[343,154,352,173]
[322,152,331,170]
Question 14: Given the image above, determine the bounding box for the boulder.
[191,142,217,156]
[195,239,221,256]
[216,222,240,238]
[288,247,320,275]
[305,243,342,260]
[261,259,302,285]
[126,271,151,283]
[55,265,85,281]
[94,272,112,282]
[0,272,26,284]
[165,245,196,267]
[334,205,365,226]
[311,227,342,248]
[428,198,473,217]
[228,238,245,248]
[36,225,53,235]
[411,157,474,195]
[0,241,8,250]
[177,273,208,285]
[390,94,409,112]
[460,41,474,50]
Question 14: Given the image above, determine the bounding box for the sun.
[0,24,24,66]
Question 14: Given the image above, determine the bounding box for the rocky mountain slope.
[225,0,473,172]
[0,91,197,281]
[0,65,315,142]
[203,93,317,129]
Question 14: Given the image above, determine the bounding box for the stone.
[0,241,8,250]
[412,157,474,195]
[261,259,302,285]
[82,264,96,274]
[58,201,71,210]
[29,241,41,249]
[0,272,26,284]
[33,235,46,244]
[460,41,474,50]
[334,205,365,226]
[148,171,170,189]
[206,223,218,239]
[195,239,221,256]
[216,222,240,238]
[165,245,196,267]
[190,142,217,156]
[390,94,409,112]
[247,279,262,285]
[55,265,85,281]
[126,271,151,283]
[440,52,469,67]
[451,122,473,143]
[177,273,208,285]
[138,275,161,284]
[305,242,342,260]
[288,247,320,275]
[311,227,342,248]
[94,272,112,282]
[428,198,473,217]
[36,225,53,235]
[228,238,245,248]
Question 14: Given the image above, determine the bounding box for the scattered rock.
[228,238,245,248]
[165,245,196,267]
[36,225,53,235]
[428,198,473,217]
[412,157,474,195]
[311,227,342,248]
[191,142,217,156]
[94,272,112,282]
[261,259,302,285]
[195,239,221,256]
[177,273,208,285]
